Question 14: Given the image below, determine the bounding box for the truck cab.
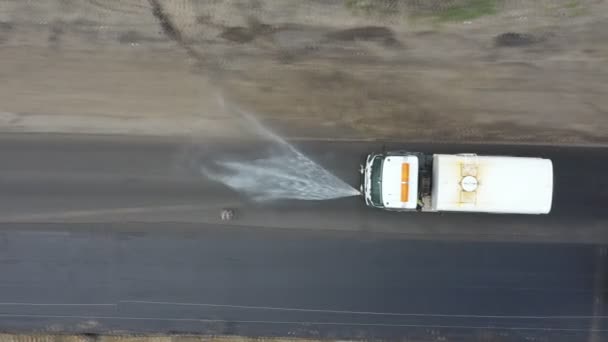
[363,152,425,211]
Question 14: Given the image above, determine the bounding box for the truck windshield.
[369,156,383,207]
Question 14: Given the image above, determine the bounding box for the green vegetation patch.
[345,0,499,21]
[564,0,580,9]
[345,0,398,15]
[435,0,497,21]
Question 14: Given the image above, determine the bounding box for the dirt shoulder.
[0,0,606,144]
[0,334,326,342]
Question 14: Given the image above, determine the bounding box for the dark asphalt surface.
[0,226,606,341]
[0,133,607,340]
[0,133,607,242]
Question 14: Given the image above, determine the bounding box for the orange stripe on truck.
[401,183,409,202]
[401,163,409,202]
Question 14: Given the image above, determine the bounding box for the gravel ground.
[0,0,606,144]
[0,334,322,342]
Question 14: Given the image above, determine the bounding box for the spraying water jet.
[202,96,360,201]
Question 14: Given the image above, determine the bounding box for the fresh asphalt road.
[0,225,606,341]
[0,133,607,242]
[0,133,607,340]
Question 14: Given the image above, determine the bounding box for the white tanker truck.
[361,152,553,214]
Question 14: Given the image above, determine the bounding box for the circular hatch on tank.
[461,175,479,192]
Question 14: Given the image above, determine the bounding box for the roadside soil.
[0,334,322,342]
[0,0,606,143]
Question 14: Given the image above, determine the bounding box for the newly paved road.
[0,225,606,341]
[0,133,607,242]
[0,133,607,341]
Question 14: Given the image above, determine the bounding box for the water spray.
[202,96,360,201]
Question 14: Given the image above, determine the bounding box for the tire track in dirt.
[146,0,204,63]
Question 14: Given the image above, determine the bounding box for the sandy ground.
[0,335,320,342]
[0,0,607,143]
